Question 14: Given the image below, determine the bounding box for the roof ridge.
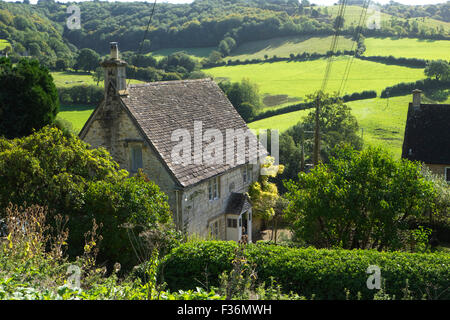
[129,78,214,88]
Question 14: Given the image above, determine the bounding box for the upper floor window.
[131,146,143,173]
[208,176,220,201]
[243,165,253,184]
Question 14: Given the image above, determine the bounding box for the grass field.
[249,92,450,158]
[51,71,144,88]
[58,105,95,133]
[327,5,450,33]
[364,37,450,60]
[228,35,355,61]
[0,39,11,51]
[204,57,426,105]
[150,47,215,61]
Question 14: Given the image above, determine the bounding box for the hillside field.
[203,57,426,105]
[150,47,215,61]
[51,71,144,88]
[249,93,450,158]
[364,37,450,60]
[58,105,95,133]
[227,35,355,61]
[327,5,450,33]
[0,39,11,50]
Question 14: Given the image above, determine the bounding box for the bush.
[0,58,59,139]
[58,85,103,105]
[161,241,450,300]
[0,126,173,270]
[381,78,450,98]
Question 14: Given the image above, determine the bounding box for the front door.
[238,210,252,243]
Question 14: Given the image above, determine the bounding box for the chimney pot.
[412,89,422,108]
[110,42,119,60]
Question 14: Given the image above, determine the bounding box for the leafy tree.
[248,156,284,222]
[284,145,436,250]
[92,66,104,86]
[0,58,59,139]
[425,60,450,81]
[302,92,363,163]
[203,50,223,66]
[75,48,100,73]
[236,102,256,122]
[55,58,68,71]
[0,126,173,269]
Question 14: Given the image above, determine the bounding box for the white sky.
[4,0,449,6]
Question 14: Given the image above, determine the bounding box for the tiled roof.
[402,103,450,164]
[120,79,265,187]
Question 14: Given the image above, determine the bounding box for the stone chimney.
[412,89,422,108]
[110,42,119,60]
[100,42,128,97]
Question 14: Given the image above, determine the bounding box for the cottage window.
[131,146,143,173]
[208,177,220,200]
[210,221,219,239]
[446,167,450,182]
[227,218,237,228]
[243,165,253,184]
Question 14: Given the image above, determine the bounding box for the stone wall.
[180,163,260,239]
[426,163,449,179]
[81,97,179,217]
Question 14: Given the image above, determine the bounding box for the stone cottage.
[79,43,268,242]
[402,89,450,182]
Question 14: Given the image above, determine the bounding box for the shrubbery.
[161,241,450,300]
[358,55,428,68]
[252,90,376,122]
[381,78,450,98]
[58,85,103,105]
[0,126,173,270]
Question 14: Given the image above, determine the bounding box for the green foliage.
[0,203,222,300]
[161,241,450,300]
[0,126,172,269]
[219,78,261,121]
[80,176,172,268]
[58,85,103,105]
[75,48,100,73]
[424,60,450,81]
[0,58,59,138]
[284,145,436,250]
[381,78,450,98]
[248,156,284,221]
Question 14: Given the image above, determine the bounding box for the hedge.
[58,85,103,105]
[161,241,450,300]
[357,55,428,68]
[381,78,450,98]
[252,90,377,122]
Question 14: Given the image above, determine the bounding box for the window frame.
[130,145,143,173]
[208,176,220,201]
[445,167,450,183]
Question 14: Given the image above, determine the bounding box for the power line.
[338,0,371,96]
[314,0,348,166]
[321,0,348,93]
[127,0,157,87]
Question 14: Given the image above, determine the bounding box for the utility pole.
[313,93,321,166]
